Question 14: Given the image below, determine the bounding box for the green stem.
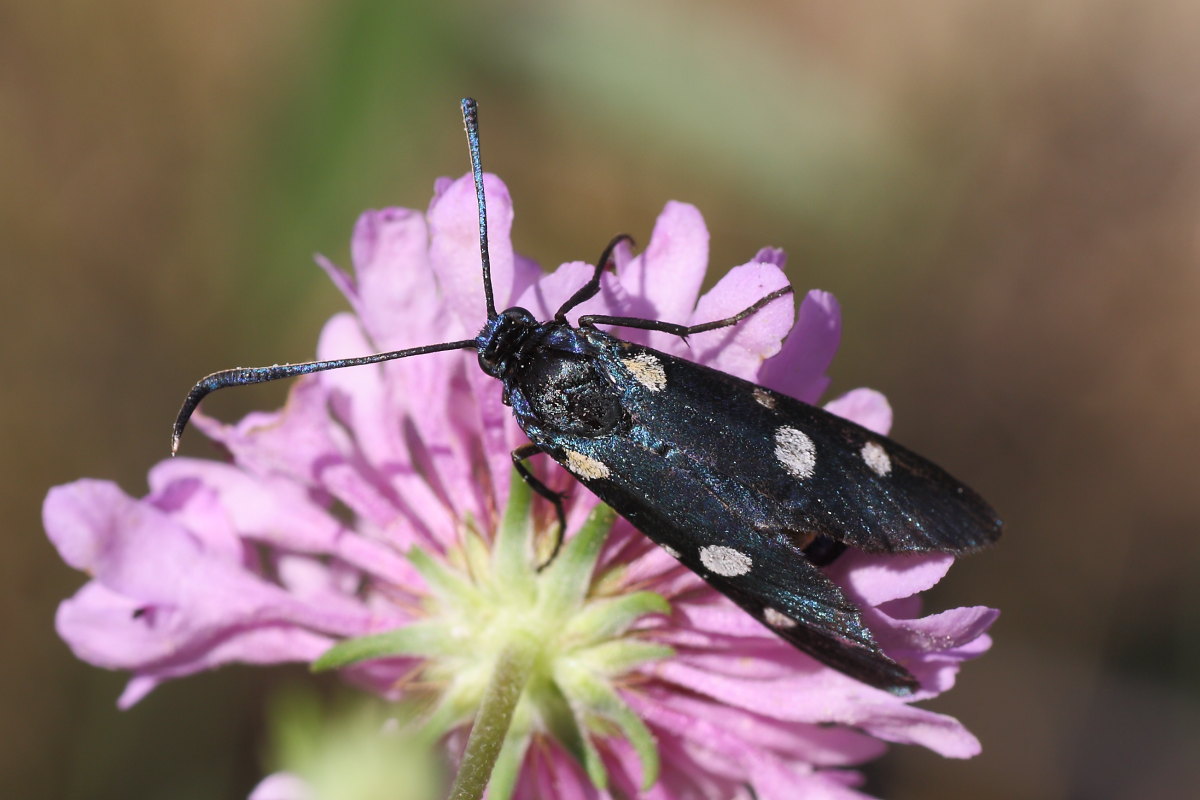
[446,634,538,800]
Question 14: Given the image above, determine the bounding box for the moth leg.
[511,443,569,568]
[555,233,635,321]
[579,285,793,340]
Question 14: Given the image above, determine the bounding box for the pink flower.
[46,173,997,799]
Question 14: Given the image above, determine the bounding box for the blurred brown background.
[4,1,1198,798]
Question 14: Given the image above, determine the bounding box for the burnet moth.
[172,98,1001,692]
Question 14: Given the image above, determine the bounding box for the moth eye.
[699,545,754,577]
[774,426,817,480]
[860,441,892,476]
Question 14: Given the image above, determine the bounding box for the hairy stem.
[446,634,538,800]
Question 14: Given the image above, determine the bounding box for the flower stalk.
[447,635,538,800]
[312,473,669,796]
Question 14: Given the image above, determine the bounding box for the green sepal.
[491,470,535,593]
[460,527,492,586]
[591,561,631,597]
[573,640,675,677]
[311,622,456,671]
[537,503,617,614]
[555,661,660,791]
[561,591,670,647]
[419,681,483,743]
[528,677,607,790]
[408,546,478,609]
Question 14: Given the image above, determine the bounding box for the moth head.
[476,306,538,377]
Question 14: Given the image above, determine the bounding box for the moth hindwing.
[172,98,1002,693]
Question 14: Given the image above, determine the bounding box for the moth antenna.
[170,338,476,455]
[461,98,497,320]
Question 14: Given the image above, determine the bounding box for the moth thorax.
[520,353,624,436]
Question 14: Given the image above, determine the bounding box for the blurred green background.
[5,1,1199,797]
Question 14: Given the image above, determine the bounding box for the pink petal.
[886,605,999,655]
[46,479,375,664]
[754,247,787,268]
[514,260,599,321]
[248,772,313,800]
[56,581,336,709]
[628,692,875,799]
[824,388,893,435]
[631,687,886,766]
[688,261,793,379]
[616,201,710,351]
[148,459,422,592]
[315,313,468,539]
[56,582,179,667]
[651,658,982,757]
[519,741,602,800]
[427,173,522,335]
[832,552,954,607]
[334,207,437,351]
[759,290,841,404]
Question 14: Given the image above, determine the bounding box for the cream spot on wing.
[661,544,681,559]
[622,352,667,392]
[699,545,753,577]
[861,441,892,476]
[752,387,777,409]
[565,450,610,480]
[763,607,798,629]
[774,426,816,480]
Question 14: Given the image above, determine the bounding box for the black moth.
[172,98,1001,693]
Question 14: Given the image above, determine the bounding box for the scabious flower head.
[46,173,997,799]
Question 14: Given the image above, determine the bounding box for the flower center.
[312,473,672,792]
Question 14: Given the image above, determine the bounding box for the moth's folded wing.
[597,340,1002,554]
[547,432,917,692]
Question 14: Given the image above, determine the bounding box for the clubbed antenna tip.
[460,97,496,320]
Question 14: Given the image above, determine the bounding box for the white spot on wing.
[622,352,667,392]
[699,545,753,577]
[565,450,610,480]
[763,607,798,629]
[752,387,777,409]
[774,426,816,480]
[661,544,681,559]
[861,441,892,476]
